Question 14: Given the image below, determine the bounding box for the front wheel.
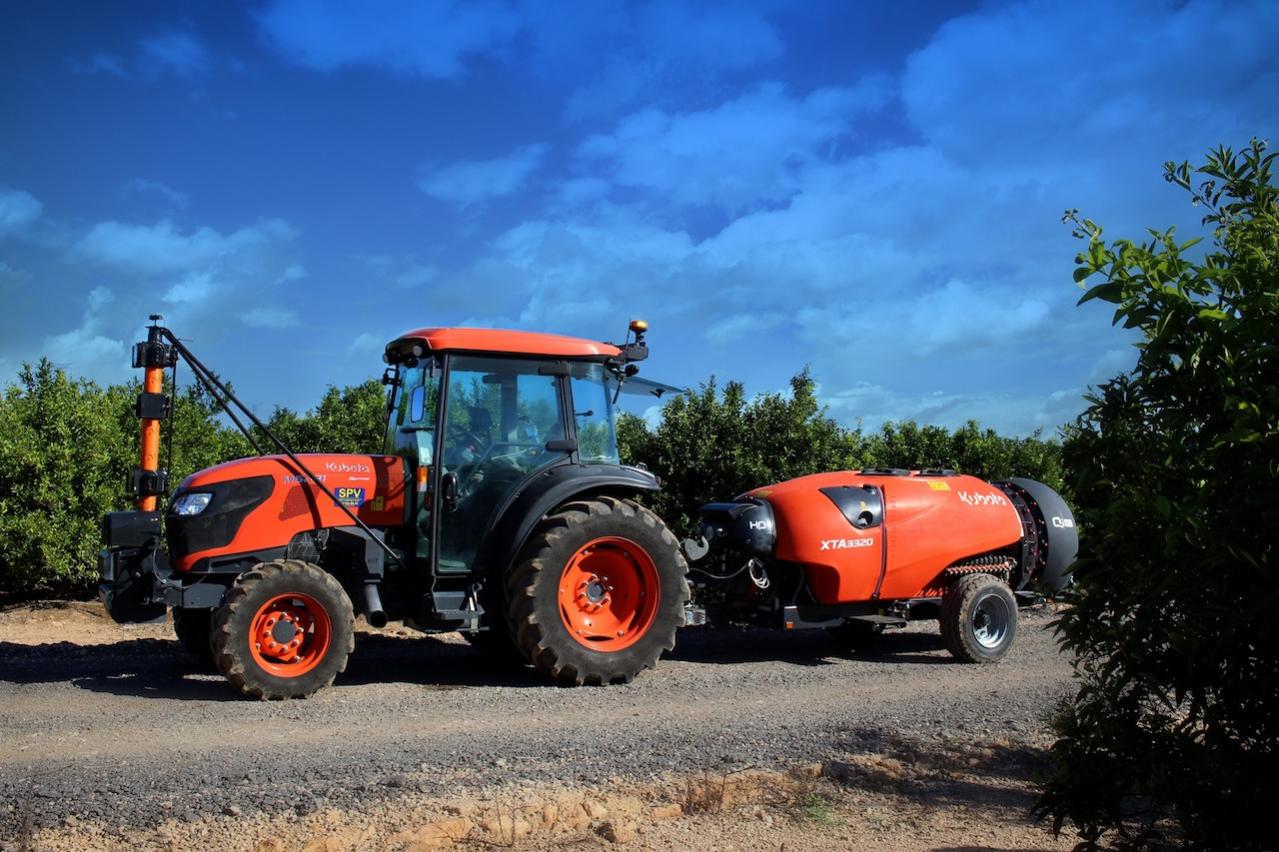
[212,560,355,699]
[506,497,689,685]
[941,573,1017,663]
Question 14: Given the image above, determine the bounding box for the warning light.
[629,319,648,334]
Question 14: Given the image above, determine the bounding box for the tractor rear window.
[570,364,619,464]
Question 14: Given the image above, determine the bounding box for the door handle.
[441,471,458,512]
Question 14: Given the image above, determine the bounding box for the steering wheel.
[447,422,486,451]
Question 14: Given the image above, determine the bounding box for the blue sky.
[1,0,1275,435]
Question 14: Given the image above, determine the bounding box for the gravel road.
[0,604,1073,837]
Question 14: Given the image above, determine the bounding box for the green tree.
[619,370,868,532]
[256,380,388,455]
[1038,139,1278,847]
[0,361,134,594]
[866,419,1065,492]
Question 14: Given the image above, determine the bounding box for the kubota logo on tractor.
[325,461,371,474]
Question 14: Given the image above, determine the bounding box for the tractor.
[100,318,690,698]
[685,469,1078,662]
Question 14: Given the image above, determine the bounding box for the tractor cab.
[380,330,633,579]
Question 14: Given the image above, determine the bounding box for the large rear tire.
[506,497,689,685]
[212,560,355,699]
[173,607,215,669]
[941,573,1017,663]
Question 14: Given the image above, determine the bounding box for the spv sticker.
[334,487,366,508]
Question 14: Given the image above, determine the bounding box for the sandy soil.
[1,600,1081,851]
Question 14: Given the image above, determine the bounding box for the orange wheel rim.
[249,593,332,677]
[558,536,659,652]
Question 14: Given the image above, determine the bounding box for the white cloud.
[139,31,210,77]
[347,332,387,356]
[126,178,190,209]
[242,307,301,328]
[420,144,550,206]
[578,79,891,212]
[41,287,130,384]
[705,313,782,346]
[163,271,215,305]
[256,0,522,78]
[274,263,307,285]
[75,218,295,276]
[0,188,43,237]
[73,52,130,78]
[823,380,1085,437]
[537,1,785,120]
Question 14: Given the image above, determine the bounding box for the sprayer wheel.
[212,560,354,699]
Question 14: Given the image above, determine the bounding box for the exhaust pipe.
[363,583,388,629]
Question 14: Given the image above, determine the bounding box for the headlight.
[172,492,213,516]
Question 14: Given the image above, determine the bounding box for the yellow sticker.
[369,496,385,511]
[927,480,951,491]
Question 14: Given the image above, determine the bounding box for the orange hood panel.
[173,454,407,571]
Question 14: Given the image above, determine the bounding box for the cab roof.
[387,327,623,361]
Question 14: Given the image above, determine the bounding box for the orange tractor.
[101,318,689,698]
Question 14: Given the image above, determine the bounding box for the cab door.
[435,355,572,574]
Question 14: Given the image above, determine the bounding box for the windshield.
[385,359,441,465]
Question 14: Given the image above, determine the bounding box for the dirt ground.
[0,601,1082,851]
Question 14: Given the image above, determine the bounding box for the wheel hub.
[252,599,319,666]
[576,574,611,612]
[557,537,660,652]
[971,594,1010,649]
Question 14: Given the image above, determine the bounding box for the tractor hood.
[167,454,408,572]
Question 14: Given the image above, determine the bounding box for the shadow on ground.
[0,622,959,701]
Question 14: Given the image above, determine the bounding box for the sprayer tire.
[506,497,689,686]
[941,573,1018,663]
[212,559,354,699]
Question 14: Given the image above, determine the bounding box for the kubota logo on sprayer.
[957,491,1008,508]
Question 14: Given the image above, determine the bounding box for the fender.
[474,462,661,577]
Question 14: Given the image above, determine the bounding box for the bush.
[0,361,134,594]
[1038,139,1278,848]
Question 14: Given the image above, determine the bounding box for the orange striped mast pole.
[135,316,171,511]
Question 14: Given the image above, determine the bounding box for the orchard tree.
[1039,139,1278,847]
[619,371,867,532]
[0,361,134,593]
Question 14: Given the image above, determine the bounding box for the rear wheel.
[212,560,354,699]
[506,497,689,685]
[173,607,215,669]
[941,573,1017,663]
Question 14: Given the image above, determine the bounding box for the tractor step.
[683,604,708,626]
